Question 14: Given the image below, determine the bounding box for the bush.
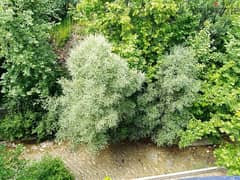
[56,35,144,151]
[215,143,240,175]
[18,156,74,180]
[0,112,40,141]
[75,0,237,79]
[36,98,62,140]
[0,110,59,141]
[0,145,73,180]
[0,145,25,180]
[0,108,62,142]
[135,46,200,146]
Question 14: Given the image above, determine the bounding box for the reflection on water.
[22,141,215,180]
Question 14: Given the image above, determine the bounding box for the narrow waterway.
[19,141,217,180]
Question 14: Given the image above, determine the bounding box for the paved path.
[134,167,226,180]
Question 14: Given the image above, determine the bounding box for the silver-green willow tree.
[135,46,200,145]
[56,35,144,151]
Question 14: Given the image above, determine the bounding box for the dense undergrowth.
[0,145,74,180]
[51,16,73,48]
[0,0,240,176]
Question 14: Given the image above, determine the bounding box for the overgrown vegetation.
[0,0,64,141]
[0,145,73,180]
[75,0,198,78]
[18,156,74,180]
[1,0,240,176]
[71,0,240,174]
[214,143,240,175]
[178,1,240,175]
[56,35,144,151]
[0,112,40,141]
[135,46,200,146]
[51,16,73,48]
[0,145,25,179]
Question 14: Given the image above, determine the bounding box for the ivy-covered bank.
[1,0,240,177]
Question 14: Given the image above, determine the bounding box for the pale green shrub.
[136,46,200,145]
[57,35,144,151]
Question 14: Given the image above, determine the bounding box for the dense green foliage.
[0,145,73,180]
[74,0,234,78]
[36,98,61,140]
[0,0,65,140]
[0,112,40,141]
[179,3,240,174]
[110,46,200,145]
[0,0,62,110]
[136,46,200,145]
[0,145,25,180]
[75,0,199,78]
[1,0,240,175]
[18,156,74,180]
[56,35,144,151]
[72,0,240,172]
[179,35,240,146]
[214,143,240,175]
[51,16,73,48]
[0,110,57,141]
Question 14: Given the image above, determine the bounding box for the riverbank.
[5,141,219,180]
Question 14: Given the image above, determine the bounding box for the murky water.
[19,141,217,180]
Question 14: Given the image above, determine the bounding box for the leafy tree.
[75,0,201,78]
[180,13,240,144]
[0,0,66,141]
[0,0,62,111]
[56,35,144,151]
[75,0,238,78]
[117,46,200,146]
[179,11,240,175]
